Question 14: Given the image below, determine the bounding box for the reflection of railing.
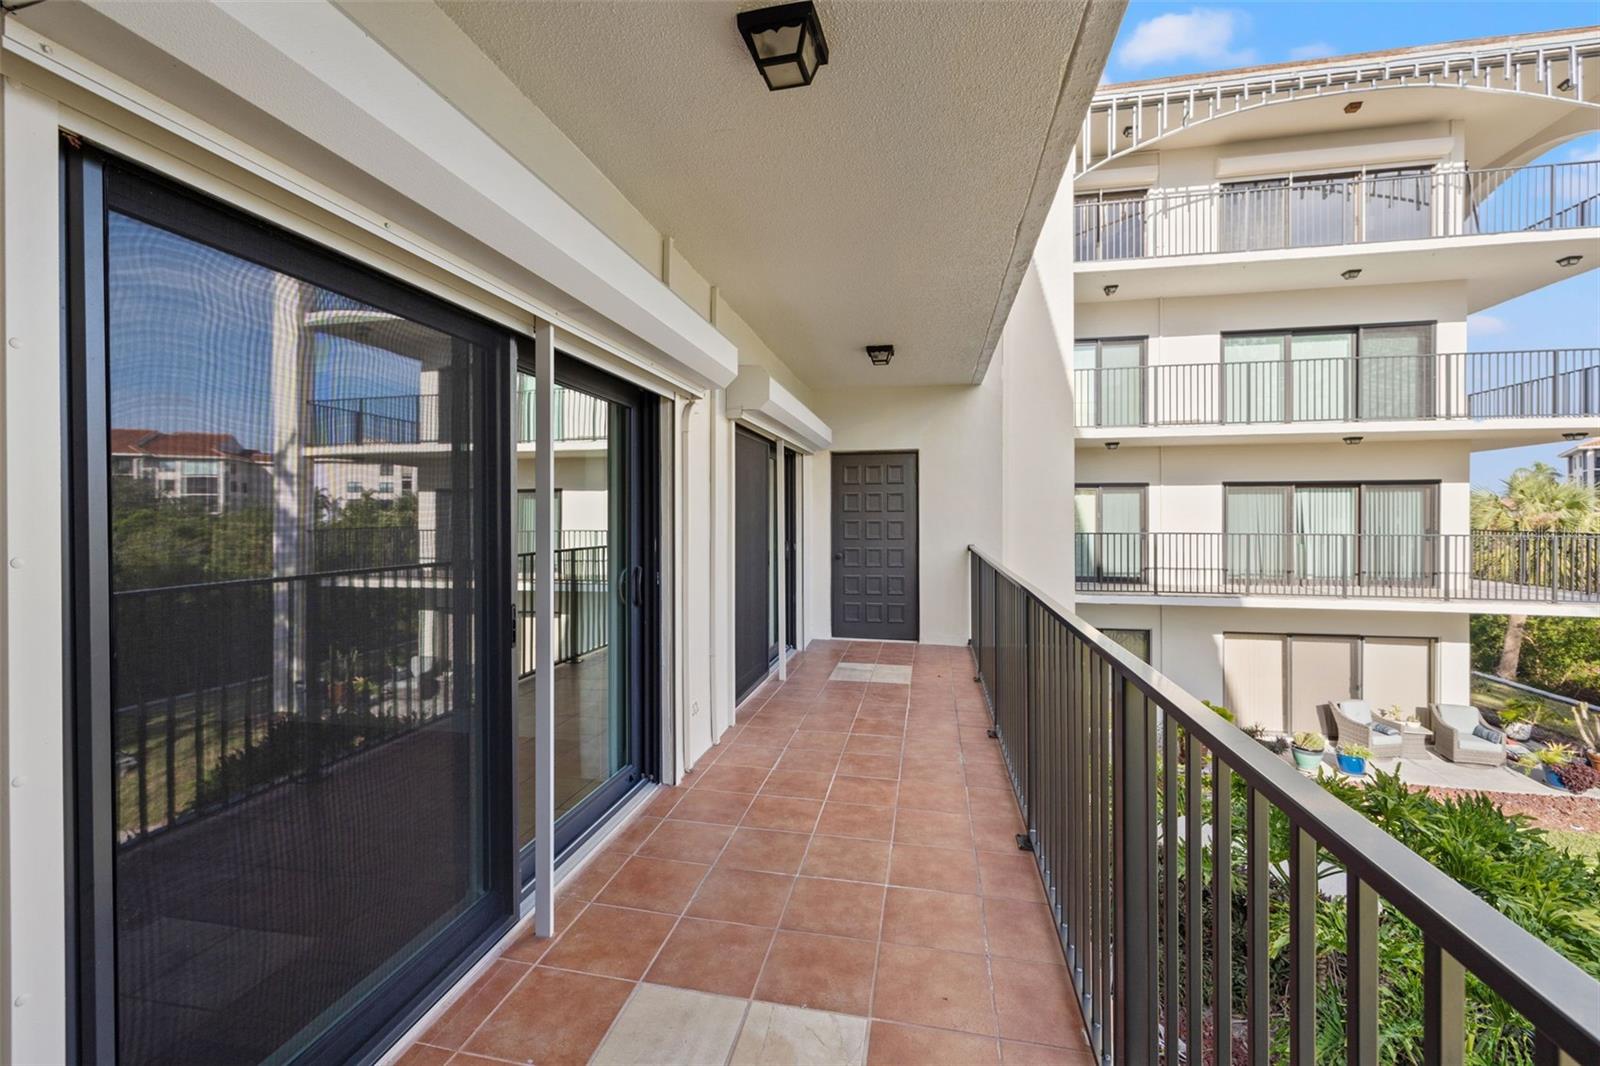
[111,562,462,845]
[514,527,607,557]
[310,394,435,446]
[1074,162,1600,261]
[516,545,610,676]
[1074,349,1600,428]
[1074,531,1600,602]
[313,526,438,569]
[517,382,609,444]
[968,546,1600,1065]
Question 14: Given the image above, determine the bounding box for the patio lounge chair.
[1427,703,1508,767]
[1330,700,1404,758]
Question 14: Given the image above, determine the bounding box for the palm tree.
[1471,462,1600,677]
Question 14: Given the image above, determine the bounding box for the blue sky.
[1105,3,1600,490]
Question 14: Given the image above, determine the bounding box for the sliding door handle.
[629,565,644,607]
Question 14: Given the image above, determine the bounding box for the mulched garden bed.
[1418,786,1600,833]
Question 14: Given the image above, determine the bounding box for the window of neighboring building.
[379,481,394,494]
[379,463,394,475]
[346,481,362,494]
[1223,481,1438,582]
[1074,188,1147,261]
[1073,337,1146,428]
[1221,323,1435,423]
[1219,165,1435,252]
[1102,627,1151,663]
[1075,484,1146,582]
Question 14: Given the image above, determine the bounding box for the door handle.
[630,564,644,607]
[617,567,630,606]
[834,553,843,561]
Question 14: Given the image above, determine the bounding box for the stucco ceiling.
[437,0,1115,388]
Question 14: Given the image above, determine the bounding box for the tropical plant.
[1498,696,1543,727]
[1535,742,1576,767]
[1293,731,1326,752]
[1471,463,1600,678]
[1338,742,1373,760]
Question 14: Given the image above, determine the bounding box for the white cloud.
[1566,140,1600,164]
[1117,8,1257,70]
[1468,312,1508,335]
[1289,42,1337,61]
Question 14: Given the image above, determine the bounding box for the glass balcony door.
[1074,485,1145,583]
[515,355,656,873]
[1074,338,1145,428]
[67,151,514,1065]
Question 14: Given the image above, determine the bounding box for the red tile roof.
[110,429,269,463]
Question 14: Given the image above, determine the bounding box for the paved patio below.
[399,640,1093,1065]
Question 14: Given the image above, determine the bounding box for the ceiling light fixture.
[1103,284,1119,296]
[1122,125,1133,138]
[865,344,894,367]
[737,2,829,92]
[1105,441,1120,451]
[1563,431,1587,441]
[1341,268,1362,280]
[1344,101,1363,114]
[1343,436,1363,445]
[1557,254,1583,268]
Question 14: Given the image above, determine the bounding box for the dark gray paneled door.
[832,451,918,641]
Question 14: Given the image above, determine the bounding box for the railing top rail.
[969,543,1600,1053]
[1071,347,1600,371]
[1471,670,1586,709]
[1076,160,1598,203]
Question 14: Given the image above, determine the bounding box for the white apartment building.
[1563,434,1600,487]
[1071,29,1600,737]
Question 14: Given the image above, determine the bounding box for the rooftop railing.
[309,385,608,446]
[1074,348,1600,428]
[1075,161,1600,261]
[968,545,1600,1064]
[1072,531,1600,603]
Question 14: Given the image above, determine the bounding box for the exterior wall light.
[1103,284,1119,296]
[1343,101,1363,114]
[865,345,894,366]
[737,2,829,91]
[1105,441,1120,451]
[1341,269,1362,280]
[1343,436,1363,445]
[1559,78,1574,92]
[1564,431,1587,441]
[1557,255,1583,268]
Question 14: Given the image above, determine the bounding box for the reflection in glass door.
[67,152,511,1064]
[515,357,656,867]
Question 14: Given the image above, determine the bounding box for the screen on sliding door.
[83,161,506,1064]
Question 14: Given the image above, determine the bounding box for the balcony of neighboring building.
[1073,160,1600,304]
[1072,529,1600,614]
[1073,344,1600,447]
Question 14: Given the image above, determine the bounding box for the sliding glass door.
[1225,482,1438,588]
[67,151,512,1064]
[1074,485,1145,583]
[515,356,657,868]
[1074,338,1144,428]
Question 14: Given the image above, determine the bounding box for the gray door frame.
[830,449,919,641]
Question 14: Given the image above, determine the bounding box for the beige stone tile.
[870,664,914,685]
[590,982,747,1066]
[731,1001,869,1065]
[829,663,876,683]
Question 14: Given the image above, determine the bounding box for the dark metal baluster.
[1347,875,1378,1065]
[1114,677,1157,1063]
[1247,789,1269,1066]
[1185,728,1203,1065]
[1213,760,1233,1063]
[1424,939,1465,1066]
[165,692,178,827]
[1290,826,1317,1066]
[1163,709,1179,1066]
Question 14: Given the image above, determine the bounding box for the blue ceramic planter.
[1337,754,1367,775]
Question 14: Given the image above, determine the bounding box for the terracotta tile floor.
[400,641,1095,1066]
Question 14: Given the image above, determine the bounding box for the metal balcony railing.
[1074,349,1600,428]
[968,546,1600,1065]
[1075,161,1600,261]
[1073,531,1600,602]
[516,544,610,676]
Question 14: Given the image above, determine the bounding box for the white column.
[533,322,556,937]
[776,441,787,681]
[269,275,315,719]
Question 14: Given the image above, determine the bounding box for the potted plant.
[1535,742,1577,788]
[1499,696,1542,742]
[1555,758,1600,794]
[1336,742,1372,776]
[1291,731,1326,771]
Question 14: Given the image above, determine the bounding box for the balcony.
[969,547,1600,1064]
[1075,161,1600,262]
[1073,531,1600,606]
[1074,349,1600,445]
[308,385,609,448]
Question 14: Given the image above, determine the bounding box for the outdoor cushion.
[1370,720,1399,736]
[1433,703,1482,733]
[1336,700,1374,724]
[1472,724,1506,745]
[1454,734,1502,756]
[1366,731,1403,753]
